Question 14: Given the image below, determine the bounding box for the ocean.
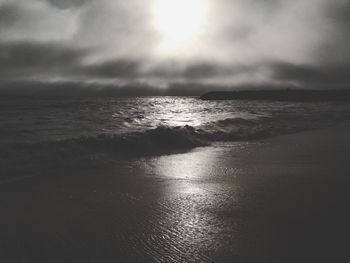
[1,96,350,262]
[1,96,350,178]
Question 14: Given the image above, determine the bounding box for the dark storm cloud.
[146,62,260,81]
[182,64,225,79]
[0,41,86,79]
[144,63,226,79]
[79,60,141,78]
[77,60,234,80]
[47,0,89,9]
[183,63,264,80]
[272,63,323,84]
[272,62,350,88]
[327,0,350,26]
[0,3,19,27]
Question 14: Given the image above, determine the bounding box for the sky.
[0,0,349,95]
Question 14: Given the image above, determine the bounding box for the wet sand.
[1,124,350,262]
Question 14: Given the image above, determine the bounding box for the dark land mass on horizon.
[201,90,350,101]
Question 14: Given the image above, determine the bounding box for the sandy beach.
[1,124,350,262]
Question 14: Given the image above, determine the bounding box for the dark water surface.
[1,97,349,179]
[1,96,349,144]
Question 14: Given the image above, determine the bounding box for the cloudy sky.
[0,0,349,94]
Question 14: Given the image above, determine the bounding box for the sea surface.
[1,96,350,262]
[1,96,350,176]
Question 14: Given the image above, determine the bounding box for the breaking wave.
[0,112,348,179]
[0,126,206,179]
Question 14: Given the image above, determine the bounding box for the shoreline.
[1,124,350,262]
[1,121,348,186]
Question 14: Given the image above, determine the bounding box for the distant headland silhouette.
[200,90,350,101]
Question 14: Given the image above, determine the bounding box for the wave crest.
[0,126,207,177]
[1,112,346,178]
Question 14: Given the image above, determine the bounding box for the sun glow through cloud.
[153,0,208,55]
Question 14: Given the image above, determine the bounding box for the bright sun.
[153,0,207,53]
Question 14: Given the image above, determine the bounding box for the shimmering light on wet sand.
[127,145,246,262]
[152,147,216,179]
[146,146,231,195]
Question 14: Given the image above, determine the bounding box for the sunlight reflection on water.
[4,96,345,145]
[144,97,213,127]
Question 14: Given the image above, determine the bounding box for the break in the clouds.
[0,0,349,93]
